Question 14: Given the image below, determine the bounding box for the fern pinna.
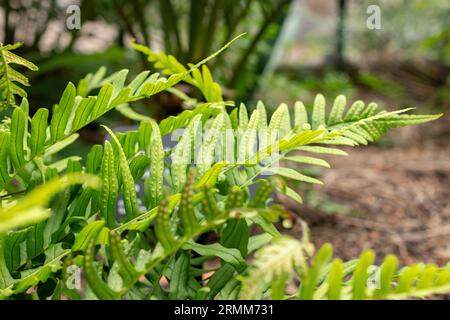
[0,43,38,111]
[0,38,447,300]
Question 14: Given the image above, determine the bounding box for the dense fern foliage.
[0,40,446,300]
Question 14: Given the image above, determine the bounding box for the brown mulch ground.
[283,114,450,265]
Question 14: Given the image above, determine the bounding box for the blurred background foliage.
[1,0,448,117]
[0,0,292,115]
[0,0,449,263]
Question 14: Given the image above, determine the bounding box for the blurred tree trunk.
[243,0,294,103]
[334,0,348,68]
[228,0,292,90]
[3,0,14,44]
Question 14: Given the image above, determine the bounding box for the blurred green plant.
[347,0,450,61]
[357,72,405,99]
[2,0,293,105]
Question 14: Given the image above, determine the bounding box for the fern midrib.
[325,108,415,131]
[0,49,13,105]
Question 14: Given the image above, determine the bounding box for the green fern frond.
[84,237,121,300]
[144,120,164,209]
[0,35,242,192]
[99,141,119,228]
[179,168,199,237]
[197,113,227,177]
[133,45,224,102]
[206,97,441,202]
[103,126,141,220]
[0,69,186,192]
[0,174,100,235]
[77,176,282,299]
[0,174,100,298]
[133,33,246,103]
[313,246,450,300]
[240,236,314,299]
[170,114,202,192]
[0,43,38,110]
[0,37,445,301]
[313,94,442,143]
[241,237,450,300]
